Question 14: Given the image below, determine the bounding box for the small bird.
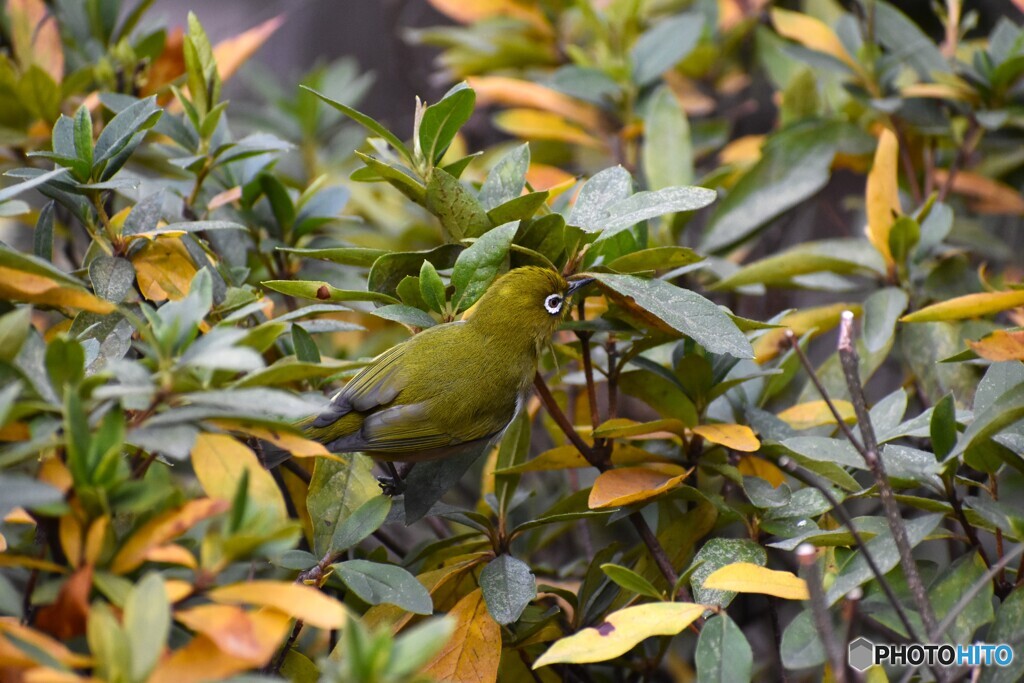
[299,266,592,485]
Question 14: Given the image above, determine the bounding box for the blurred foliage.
[1,0,1024,681]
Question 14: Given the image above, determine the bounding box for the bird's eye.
[544,293,564,315]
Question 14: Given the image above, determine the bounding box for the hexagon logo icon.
[848,637,874,672]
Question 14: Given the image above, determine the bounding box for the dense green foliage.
[2,1,1024,681]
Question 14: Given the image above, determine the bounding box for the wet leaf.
[702,562,809,600]
[480,554,536,624]
[335,559,433,614]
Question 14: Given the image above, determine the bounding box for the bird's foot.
[377,475,406,497]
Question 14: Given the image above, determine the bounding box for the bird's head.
[468,266,594,345]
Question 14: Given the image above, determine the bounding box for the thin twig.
[937,118,982,203]
[534,374,602,468]
[798,544,847,683]
[944,477,992,569]
[836,312,939,641]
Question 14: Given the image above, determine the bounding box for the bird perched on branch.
[295,266,593,490]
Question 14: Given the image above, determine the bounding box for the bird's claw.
[377,476,405,497]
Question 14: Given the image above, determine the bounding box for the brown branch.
[835,312,939,641]
[798,545,847,683]
[937,118,982,203]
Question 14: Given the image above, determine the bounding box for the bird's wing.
[311,344,407,428]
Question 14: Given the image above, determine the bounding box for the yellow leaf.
[534,602,705,668]
[39,457,72,493]
[901,82,975,102]
[111,499,227,574]
[589,467,689,509]
[753,303,860,362]
[0,533,5,552]
[7,0,64,82]
[737,455,785,487]
[902,290,1024,323]
[469,76,603,130]
[493,109,606,149]
[132,237,197,301]
[865,128,900,266]
[0,618,92,669]
[165,579,193,603]
[0,266,115,314]
[692,424,759,452]
[83,516,108,567]
[777,400,856,430]
[151,609,290,683]
[427,0,550,32]
[145,543,198,569]
[593,418,688,440]
[22,667,85,683]
[702,562,809,600]
[932,170,1024,215]
[58,514,82,568]
[424,589,500,683]
[208,420,333,459]
[191,433,287,525]
[175,604,290,662]
[0,555,67,573]
[771,8,861,73]
[4,507,33,524]
[968,329,1024,361]
[207,581,347,629]
[497,442,670,474]
[718,134,764,166]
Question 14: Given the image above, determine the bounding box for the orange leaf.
[703,562,809,600]
[865,128,900,266]
[175,604,290,661]
[111,499,228,574]
[151,609,290,683]
[7,0,64,81]
[932,170,1024,215]
[213,15,284,83]
[736,456,785,487]
[0,618,92,669]
[132,237,197,301]
[424,588,501,683]
[34,565,93,641]
[777,400,856,430]
[469,77,604,130]
[427,0,550,32]
[494,109,606,149]
[968,329,1024,361]
[525,163,576,193]
[0,267,115,314]
[692,424,759,452]
[0,422,29,441]
[718,134,764,166]
[165,580,194,603]
[207,581,347,629]
[589,467,688,509]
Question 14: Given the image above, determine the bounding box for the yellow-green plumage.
[302,267,591,462]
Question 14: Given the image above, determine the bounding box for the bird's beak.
[566,277,595,296]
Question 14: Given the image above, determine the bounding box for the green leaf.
[419,83,475,165]
[390,617,458,678]
[183,12,219,117]
[303,85,411,160]
[631,13,704,86]
[607,246,703,273]
[930,552,994,643]
[691,538,766,608]
[307,454,379,558]
[259,173,296,234]
[370,304,436,329]
[34,201,54,260]
[567,166,632,232]
[780,610,825,670]
[931,394,957,460]
[981,586,1024,683]
[93,96,162,178]
[696,614,753,683]
[594,273,753,358]
[480,554,537,625]
[0,167,70,204]
[479,143,530,211]
[825,513,943,605]
[712,239,885,290]
[0,307,32,362]
[486,191,549,226]
[600,563,662,600]
[888,216,920,266]
[89,256,135,302]
[334,559,433,614]
[279,246,388,269]
[599,186,716,238]
[330,495,392,553]
[701,122,840,253]
[451,221,519,311]
[73,105,93,172]
[426,168,491,242]
[367,244,462,298]
[873,0,951,79]
[123,573,169,683]
[863,287,909,353]
[352,152,426,204]
[291,323,320,363]
[643,87,692,189]
[618,370,698,426]
[0,474,63,519]
[123,190,165,236]
[419,260,447,314]
[262,280,399,305]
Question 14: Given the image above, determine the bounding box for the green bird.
[298,267,592,481]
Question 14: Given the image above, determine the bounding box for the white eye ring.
[544,294,564,315]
